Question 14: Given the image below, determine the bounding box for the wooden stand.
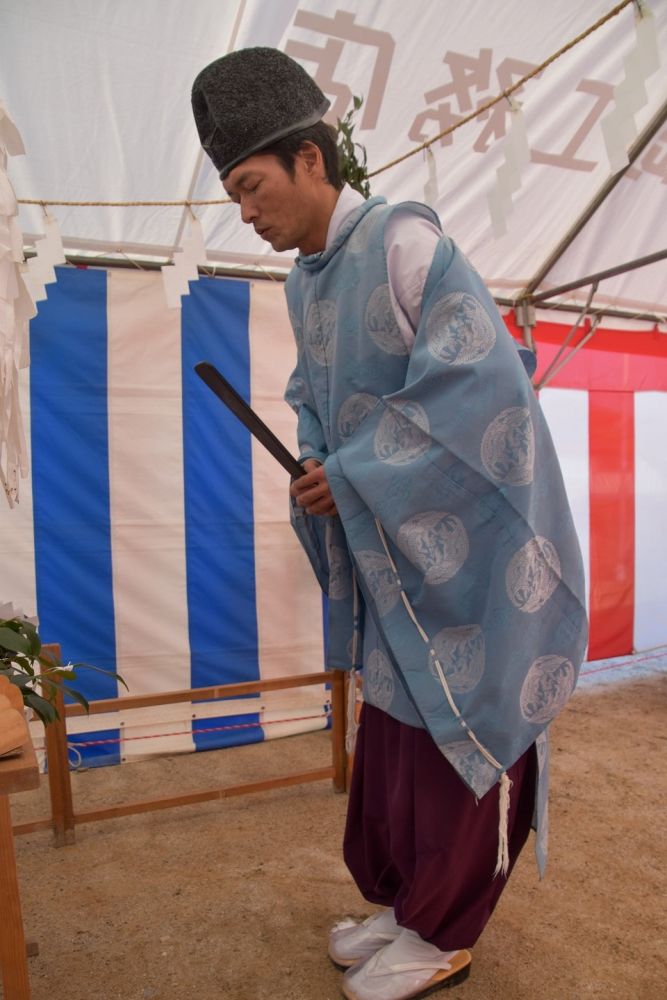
[16,646,349,844]
[0,738,40,1000]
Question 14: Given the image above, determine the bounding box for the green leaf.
[3,673,34,691]
[60,684,90,712]
[24,690,59,725]
[24,624,41,657]
[5,654,34,672]
[336,95,371,199]
[0,626,31,654]
[37,678,56,691]
[71,663,129,691]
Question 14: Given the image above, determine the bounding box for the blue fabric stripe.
[30,267,120,767]
[181,277,262,750]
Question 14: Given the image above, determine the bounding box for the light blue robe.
[285,197,587,872]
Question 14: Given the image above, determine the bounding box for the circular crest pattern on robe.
[289,309,305,356]
[374,400,430,465]
[397,511,469,585]
[365,647,395,711]
[429,624,486,694]
[520,654,576,724]
[328,545,353,600]
[355,550,401,616]
[305,300,337,365]
[506,536,562,613]
[481,406,535,485]
[426,291,497,365]
[365,284,408,355]
[338,393,379,441]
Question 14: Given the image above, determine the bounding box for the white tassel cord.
[345,667,359,755]
[374,517,513,876]
[494,771,514,877]
[345,570,362,755]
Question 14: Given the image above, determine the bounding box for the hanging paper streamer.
[487,98,531,238]
[0,101,36,507]
[23,214,66,303]
[600,2,661,174]
[162,215,208,309]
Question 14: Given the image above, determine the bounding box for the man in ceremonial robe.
[191,47,587,1000]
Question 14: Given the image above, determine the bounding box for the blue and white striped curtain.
[5,266,666,766]
[2,266,327,766]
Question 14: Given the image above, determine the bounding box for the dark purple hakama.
[343,703,537,950]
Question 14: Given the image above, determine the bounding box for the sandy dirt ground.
[6,671,666,1000]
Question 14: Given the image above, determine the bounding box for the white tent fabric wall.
[1,0,666,313]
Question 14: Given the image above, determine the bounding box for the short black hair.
[261,120,343,191]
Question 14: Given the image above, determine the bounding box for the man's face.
[223,149,329,255]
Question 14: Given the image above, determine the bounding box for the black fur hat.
[191,47,330,178]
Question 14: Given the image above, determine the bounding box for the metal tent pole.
[533,282,599,389]
[520,97,667,300]
[536,317,601,390]
[528,249,667,304]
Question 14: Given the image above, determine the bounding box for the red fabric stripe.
[505,314,667,391]
[588,392,635,659]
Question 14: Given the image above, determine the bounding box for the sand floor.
[6,667,666,1000]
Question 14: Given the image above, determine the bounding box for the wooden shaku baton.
[194,361,306,479]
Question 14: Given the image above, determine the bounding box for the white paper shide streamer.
[0,101,35,507]
[600,2,661,173]
[487,97,531,239]
[23,214,66,304]
[162,216,208,308]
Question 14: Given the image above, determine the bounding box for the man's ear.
[298,141,325,179]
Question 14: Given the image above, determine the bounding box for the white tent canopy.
[2,0,667,319]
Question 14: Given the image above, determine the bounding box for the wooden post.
[330,669,347,793]
[41,644,76,847]
[0,797,32,999]
[0,739,41,1000]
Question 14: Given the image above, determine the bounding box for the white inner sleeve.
[327,186,441,353]
[384,208,441,352]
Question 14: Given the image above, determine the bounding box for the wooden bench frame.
[13,645,348,846]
